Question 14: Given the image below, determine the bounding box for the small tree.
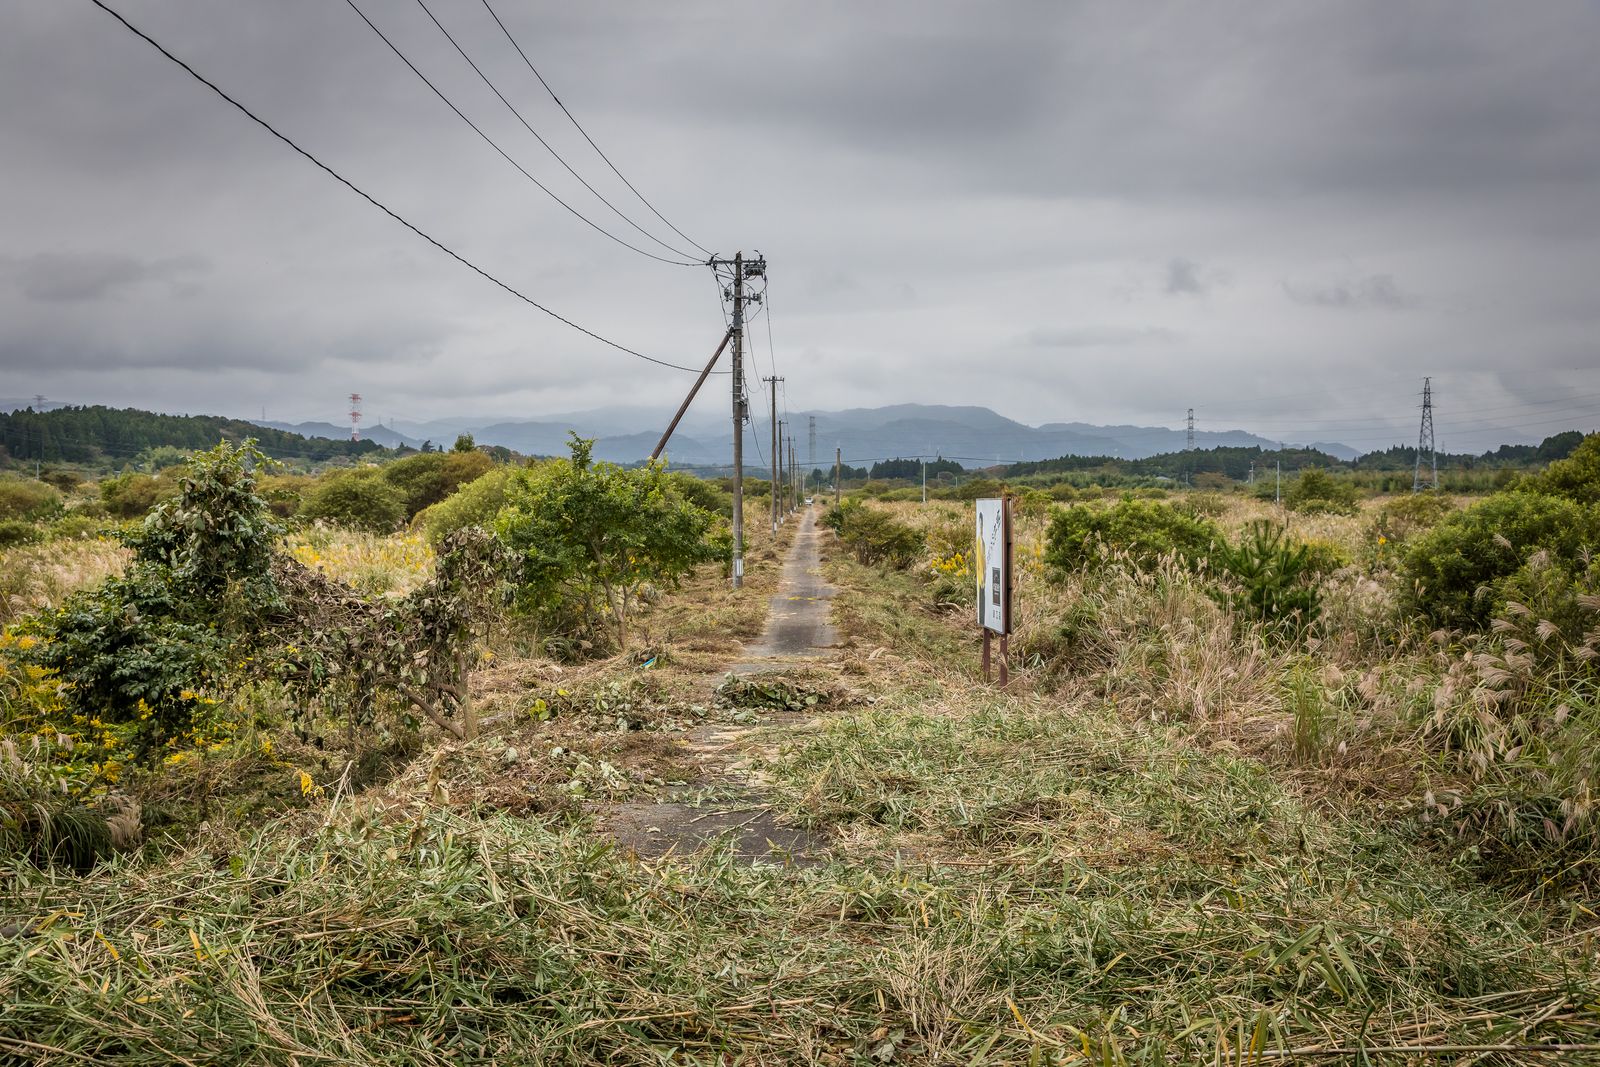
[300,468,406,532]
[1284,468,1359,515]
[496,435,719,650]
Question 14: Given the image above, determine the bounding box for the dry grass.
[0,537,131,625]
[286,526,436,597]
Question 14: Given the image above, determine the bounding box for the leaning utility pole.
[1413,376,1437,492]
[705,252,766,586]
[768,377,780,531]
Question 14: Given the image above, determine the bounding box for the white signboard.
[974,497,1011,634]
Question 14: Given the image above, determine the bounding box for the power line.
[477,0,711,258]
[408,0,700,262]
[340,0,701,268]
[86,0,719,375]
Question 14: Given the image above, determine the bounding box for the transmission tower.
[1413,377,1437,492]
[349,393,363,442]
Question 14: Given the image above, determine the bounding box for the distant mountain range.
[257,404,1370,471]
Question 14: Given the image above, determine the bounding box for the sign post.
[975,495,1013,687]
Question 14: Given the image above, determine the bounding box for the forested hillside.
[0,406,385,468]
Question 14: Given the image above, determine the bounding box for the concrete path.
[599,506,838,864]
[734,505,838,669]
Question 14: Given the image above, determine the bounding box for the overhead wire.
[340,0,702,267]
[85,0,719,375]
[476,0,711,258]
[408,0,700,261]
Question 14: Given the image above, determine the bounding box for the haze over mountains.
[258,404,1370,468]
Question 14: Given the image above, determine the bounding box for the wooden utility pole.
[731,253,745,586]
[835,447,841,507]
[706,252,765,586]
[776,420,784,523]
[766,376,782,531]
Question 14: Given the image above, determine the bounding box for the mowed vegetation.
[1,432,1599,1063]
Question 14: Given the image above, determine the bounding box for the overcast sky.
[3,1,1598,451]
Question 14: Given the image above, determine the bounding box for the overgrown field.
[2,435,1599,1063]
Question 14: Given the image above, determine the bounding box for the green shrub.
[256,473,313,519]
[46,515,104,542]
[668,472,732,516]
[495,436,719,650]
[1043,498,1219,575]
[1521,431,1600,505]
[1400,491,1600,630]
[417,465,518,546]
[1212,521,1322,634]
[0,479,61,521]
[1377,492,1455,543]
[832,508,921,572]
[381,450,494,519]
[1185,492,1229,518]
[1284,468,1359,515]
[99,472,174,518]
[0,519,43,548]
[300,468,406,533]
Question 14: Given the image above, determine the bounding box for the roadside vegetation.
[2,431,1598,1062]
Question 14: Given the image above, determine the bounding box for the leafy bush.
[0,520,42,548]
[99,472,174,519]
[300,468,406,533]
[826,500,923,570]
[667,472,732,517]
[1377,492,1455,543]
[1400,491,1600,630]
[1043,498,1219,575]
[1521,431,1600,505]
[0,479,61,521]
[1284,468,1359,515]
[381,450,494,519]
[31,442,281,754]
[47,515,106,542]
[495,435,719,651]
[417,465,518,546]
[1212,521,1322,634]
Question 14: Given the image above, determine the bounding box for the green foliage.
[271,528,510,742]
[1212,521,1322,634]
[666,472,731,517]
[1376,492,1455,543]
[1521,431,1600,505]
[1284,468,1359,515]
[1043,498,1219,575]
[0,520,41,548]
[0,404,384,468]
[417,465,518,546]
[300,468,406,533]
[31,442,280,753]
[1400,491,1600,630]
[495,435,719,651]
[380,450,494,519]
[825,500,923,570]
[0,479,61,521]
[99,471,174,519]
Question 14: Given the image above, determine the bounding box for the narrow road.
[734,504,838,668]
[599,505,838,863]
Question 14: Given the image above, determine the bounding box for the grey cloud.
[1165,259,1206,296]
[1023,327,1177,348]
[4,253,209,303]
[1285,274,1419,311]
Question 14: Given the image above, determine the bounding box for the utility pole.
[1414,376,1437,492]
[835,447,841,507]
[707,252,766,586]
[776,420,785,523]
[766,376,782,531]
[791,439,798,511]
[922,456,927,504]
[1275,461,1281,506]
